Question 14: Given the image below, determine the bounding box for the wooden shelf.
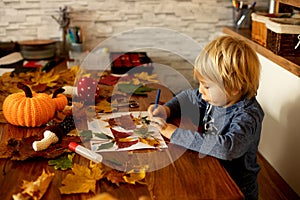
[222,26,300,78]
[277,0,300,8]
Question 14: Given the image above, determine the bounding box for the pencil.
[154,89,161,110]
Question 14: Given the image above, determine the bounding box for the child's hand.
[147,104,170,121]
[150,117,177,139]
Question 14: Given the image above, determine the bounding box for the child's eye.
[204,86,209,89]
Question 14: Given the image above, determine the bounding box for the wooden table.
[0,72,244,200]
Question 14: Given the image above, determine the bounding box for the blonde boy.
[149,35,264,200]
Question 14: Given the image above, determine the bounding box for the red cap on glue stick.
[68,142,103,163]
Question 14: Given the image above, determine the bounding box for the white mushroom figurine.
[32,125,63,151]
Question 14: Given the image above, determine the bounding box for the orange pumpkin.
[50,88,68,111]
[3,83,56,127]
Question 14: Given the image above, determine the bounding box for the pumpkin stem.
[52,88,65,98]
[17,82,33,98]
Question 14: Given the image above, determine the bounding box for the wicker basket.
[251,12,292,47]
[266,18,300,56]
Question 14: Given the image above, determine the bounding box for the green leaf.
[48,153,75,170]
[97,141,115,150]
[94,132,113,140]
[133,91,148,96]
[117,83,154,95]
[134,126,149,137]
[79,130,93,140]
[135,86,155,93]
[117,83,140,93]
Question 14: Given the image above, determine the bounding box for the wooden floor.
[257,153,300,200]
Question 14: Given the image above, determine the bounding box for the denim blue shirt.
[165,89,264,197]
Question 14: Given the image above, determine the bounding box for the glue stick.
[68,142,103,163]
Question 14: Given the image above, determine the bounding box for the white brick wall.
[0,0,270,49]
[1,0,233,48]
[0,0,269,88]
[0,0,270,45]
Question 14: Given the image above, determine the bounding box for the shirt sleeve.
[165,89,206,125]
[170,110,262,160]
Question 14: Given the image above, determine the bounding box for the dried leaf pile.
[59,161,147,194]
[12,158,148,199]
[0,67,159,199]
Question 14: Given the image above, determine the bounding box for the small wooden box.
[251,13,269,47]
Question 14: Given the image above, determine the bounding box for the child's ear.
[231,89,241,96]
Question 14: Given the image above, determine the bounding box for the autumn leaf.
[105,166,147,186]
[117,83,154,95]
[59,162,104,194]
[110,128,133,138]
[0,112,8,123]
[97,141,115,151]
[119,72,158,85]
[31,83,48,92]
[94,132,113,140]
[105,114,137,130]
[139,137,160,147]
[48,153,75,170]
[12,169,54,200]
[57,65,79,85]
[134,125,149,137]
[134,72,158,83]
[60,174,97,194]
[115,137,138,149]
[31,69,60,88]
[90,162,106,180]
[105,169,126,186]
[123,166,147,185]
[67,129,79,136]
[95,99,115,113]
[79,130,93,140]
[69,65,80,75]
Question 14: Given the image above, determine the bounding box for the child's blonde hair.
[194,35,261,99]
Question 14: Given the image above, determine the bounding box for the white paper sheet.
[88,111,168,152]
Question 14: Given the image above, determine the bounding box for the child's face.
[195,71,241,107]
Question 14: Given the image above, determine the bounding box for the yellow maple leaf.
[59,174,97,194]
[72,162,104,180]
[59,162,104,194]
[95,99,115,113]
[134,72,158,83]
[123,166,148,185]
[12,169,54,200]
